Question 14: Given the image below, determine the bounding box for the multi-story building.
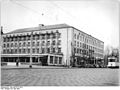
[1,24,104,67]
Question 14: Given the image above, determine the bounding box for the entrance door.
[40,56,48,66]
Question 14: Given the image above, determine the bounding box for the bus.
[107,57,119,68]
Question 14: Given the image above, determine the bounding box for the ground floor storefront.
[71,56,104,68]
[1,54,63,66]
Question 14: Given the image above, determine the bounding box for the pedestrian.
[16,59,19,66]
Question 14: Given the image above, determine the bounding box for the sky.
[1,0,119,49]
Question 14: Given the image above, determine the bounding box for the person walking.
[16,59,19,67]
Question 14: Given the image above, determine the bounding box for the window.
[11,43,13,47]
[7,43,9,47]
[58,48,61,53]
[77,35,79,40]
[3,44,6,48]
[47,41,50,46]
[37,42,39,46]
[37,48,39,53]
[74,48,76,53]
[74,41,76,46]
[52,33,56,39]
[19,49,21,53]
[23,49,26,53]
[28,36,30,40]
[32,42,35,46]
[59,57,62,64]
[28,49,30,53]
[15,49,17,53]
[77,42,79,47]
[11,49,13,54]
[47,34,50,39]
[23,42,26,47]
[11,38,13,41]
[36,35,40,40]
[57,40,61,45]
[15,37,17,41]
[3,50,6,54]
[52,40,56,45]
[19,43,21,47]
[41,48,45,53]
[15,43,17,47]
[42,41,45,46]
[53,48,55,53]
[57,33,61,38]
[4,38,6,42]
[47,48,50,53]
[55,57,58,64]
[33,36,35,40]
[50,56,53,64]
[28,42,30,46]
[32,49,35,53]
[42,35,45,39]
[74,34,76,39]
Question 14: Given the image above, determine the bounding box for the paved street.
[1,65,120,86]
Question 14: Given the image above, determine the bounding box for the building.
[1,24,104,67]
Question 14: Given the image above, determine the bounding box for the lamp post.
[29,32,33,68]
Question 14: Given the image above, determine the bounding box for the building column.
[58,56,59,65]
[47,55,50,65]
[29,57,32,68]
[53,56,55,65]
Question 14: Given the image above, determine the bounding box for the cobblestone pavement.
[1,65,120,86]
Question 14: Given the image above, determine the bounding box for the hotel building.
[1,24,104,67]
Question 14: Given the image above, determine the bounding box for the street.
[1,65,119,86]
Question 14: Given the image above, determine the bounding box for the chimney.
[39,24,44,27]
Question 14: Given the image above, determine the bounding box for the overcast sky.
[1,0,119,49]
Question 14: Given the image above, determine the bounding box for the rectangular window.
[19,49,21,53]
[47,34,50,39]
[42,35,45,39]
[32,49,35,53]
[50,56,53,64]
[53,48,55,53]
[58,48,61,53]
[74,34,76,39]
[55,57,58,64]
[47,41,50,46]
[52,40,56,45]
[28,36,30,40]
[74,48,76,53]
[42,41,45,46]
[42,48,45,53]
[28,42,30,46]
[74,41,76,46]
[28,49,30,53]
[4,44,6,48]
[37,48,39,53]
[57,33,61,38]
[77,35,79,39]
[57,40,61,45]
[37,42,39,46]
[77,42,79,47]
[47,48,50,53]
[52,33,56,39]
[32,42,35,46]
[3,50,6,54]
[33,36,35,40]
[36,35,40,40]
[59,57,62,64]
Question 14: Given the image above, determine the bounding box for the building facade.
[1,24,104,67]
